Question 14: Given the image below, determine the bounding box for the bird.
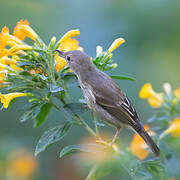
[56,49,160,157]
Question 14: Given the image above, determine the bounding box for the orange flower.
[29,68,43,75]
[164,118,180,137]
[13,19,30,40]
[7,150,38,179]
[130,125,155,160]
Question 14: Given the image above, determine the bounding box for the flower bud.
[108,38,125,53]
[57,29,80,46]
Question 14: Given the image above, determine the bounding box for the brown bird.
[56,50,160,157]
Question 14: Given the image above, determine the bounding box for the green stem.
[48,50,56,85]
[56,95,96,137]
[93,112,100,136]
[75,115,96,137]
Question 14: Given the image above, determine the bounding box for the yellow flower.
[55,54,67,72]
[58,29,80,44]
[55,29,80,72]
[7,150,38,179]
[168,178,176,180]
[164,118,180,137]
[139,83,163,108]
[8,45,32,55]
[13,19,30,40]
[0,26,22,48]
[0,92,27,109]
[0,56,17,65]
[0,48,8,58]
[59,38,79,52]
[130,125,154,160]
[108,38,125,53]
[17,25,38,41]
[0,72,6,83]
[174,88,180,98]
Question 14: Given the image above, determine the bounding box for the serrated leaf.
[35,122,71,156]
[34,103,52,128]
[60,144,104,158]
[110,75,136,81]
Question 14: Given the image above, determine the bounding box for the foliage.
[0,20,180,179]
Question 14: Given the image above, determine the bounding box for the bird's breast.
[78,78,96,110]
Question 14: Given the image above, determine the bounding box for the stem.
[48,51,56,84]
[93,112,100,136]
[56,90,97,137]
[75,115,96,137]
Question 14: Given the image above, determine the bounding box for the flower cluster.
[1,19,179,179]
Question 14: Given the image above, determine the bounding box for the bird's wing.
[90,77,141,128]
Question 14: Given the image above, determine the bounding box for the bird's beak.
[55,50,65,58]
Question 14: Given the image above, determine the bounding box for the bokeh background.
[0,0,180,179]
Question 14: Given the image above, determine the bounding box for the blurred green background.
[0,0,180,179]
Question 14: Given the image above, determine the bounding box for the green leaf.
[35,122,71,156]
[50,84,64,93]
[19,103,41,122]
[60,144,104,158]
[34,103,52,128]
[110,75,136,81]
[135,160,167,179]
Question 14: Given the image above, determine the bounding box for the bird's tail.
[139,129,160,157]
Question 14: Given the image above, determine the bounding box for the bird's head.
[56,50,93,74]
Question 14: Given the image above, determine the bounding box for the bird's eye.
[66,56,71,61]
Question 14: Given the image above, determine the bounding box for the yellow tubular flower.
[164,118,180,137]
[8,45,32,55]
[59,38,79,52]
[58,29,80,44]
[0,92,27,109]
[55,54,67,72]
[108,38,125,53]
[0,56,17,65]
[139,83,163,108]
[0,26,22,48]
[18,25,38,41]
[0,48,8,58]
[130,125,154,160]
[55,30,81,72]
[13,19,30,40]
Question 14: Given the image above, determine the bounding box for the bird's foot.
[96,139,119,152]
